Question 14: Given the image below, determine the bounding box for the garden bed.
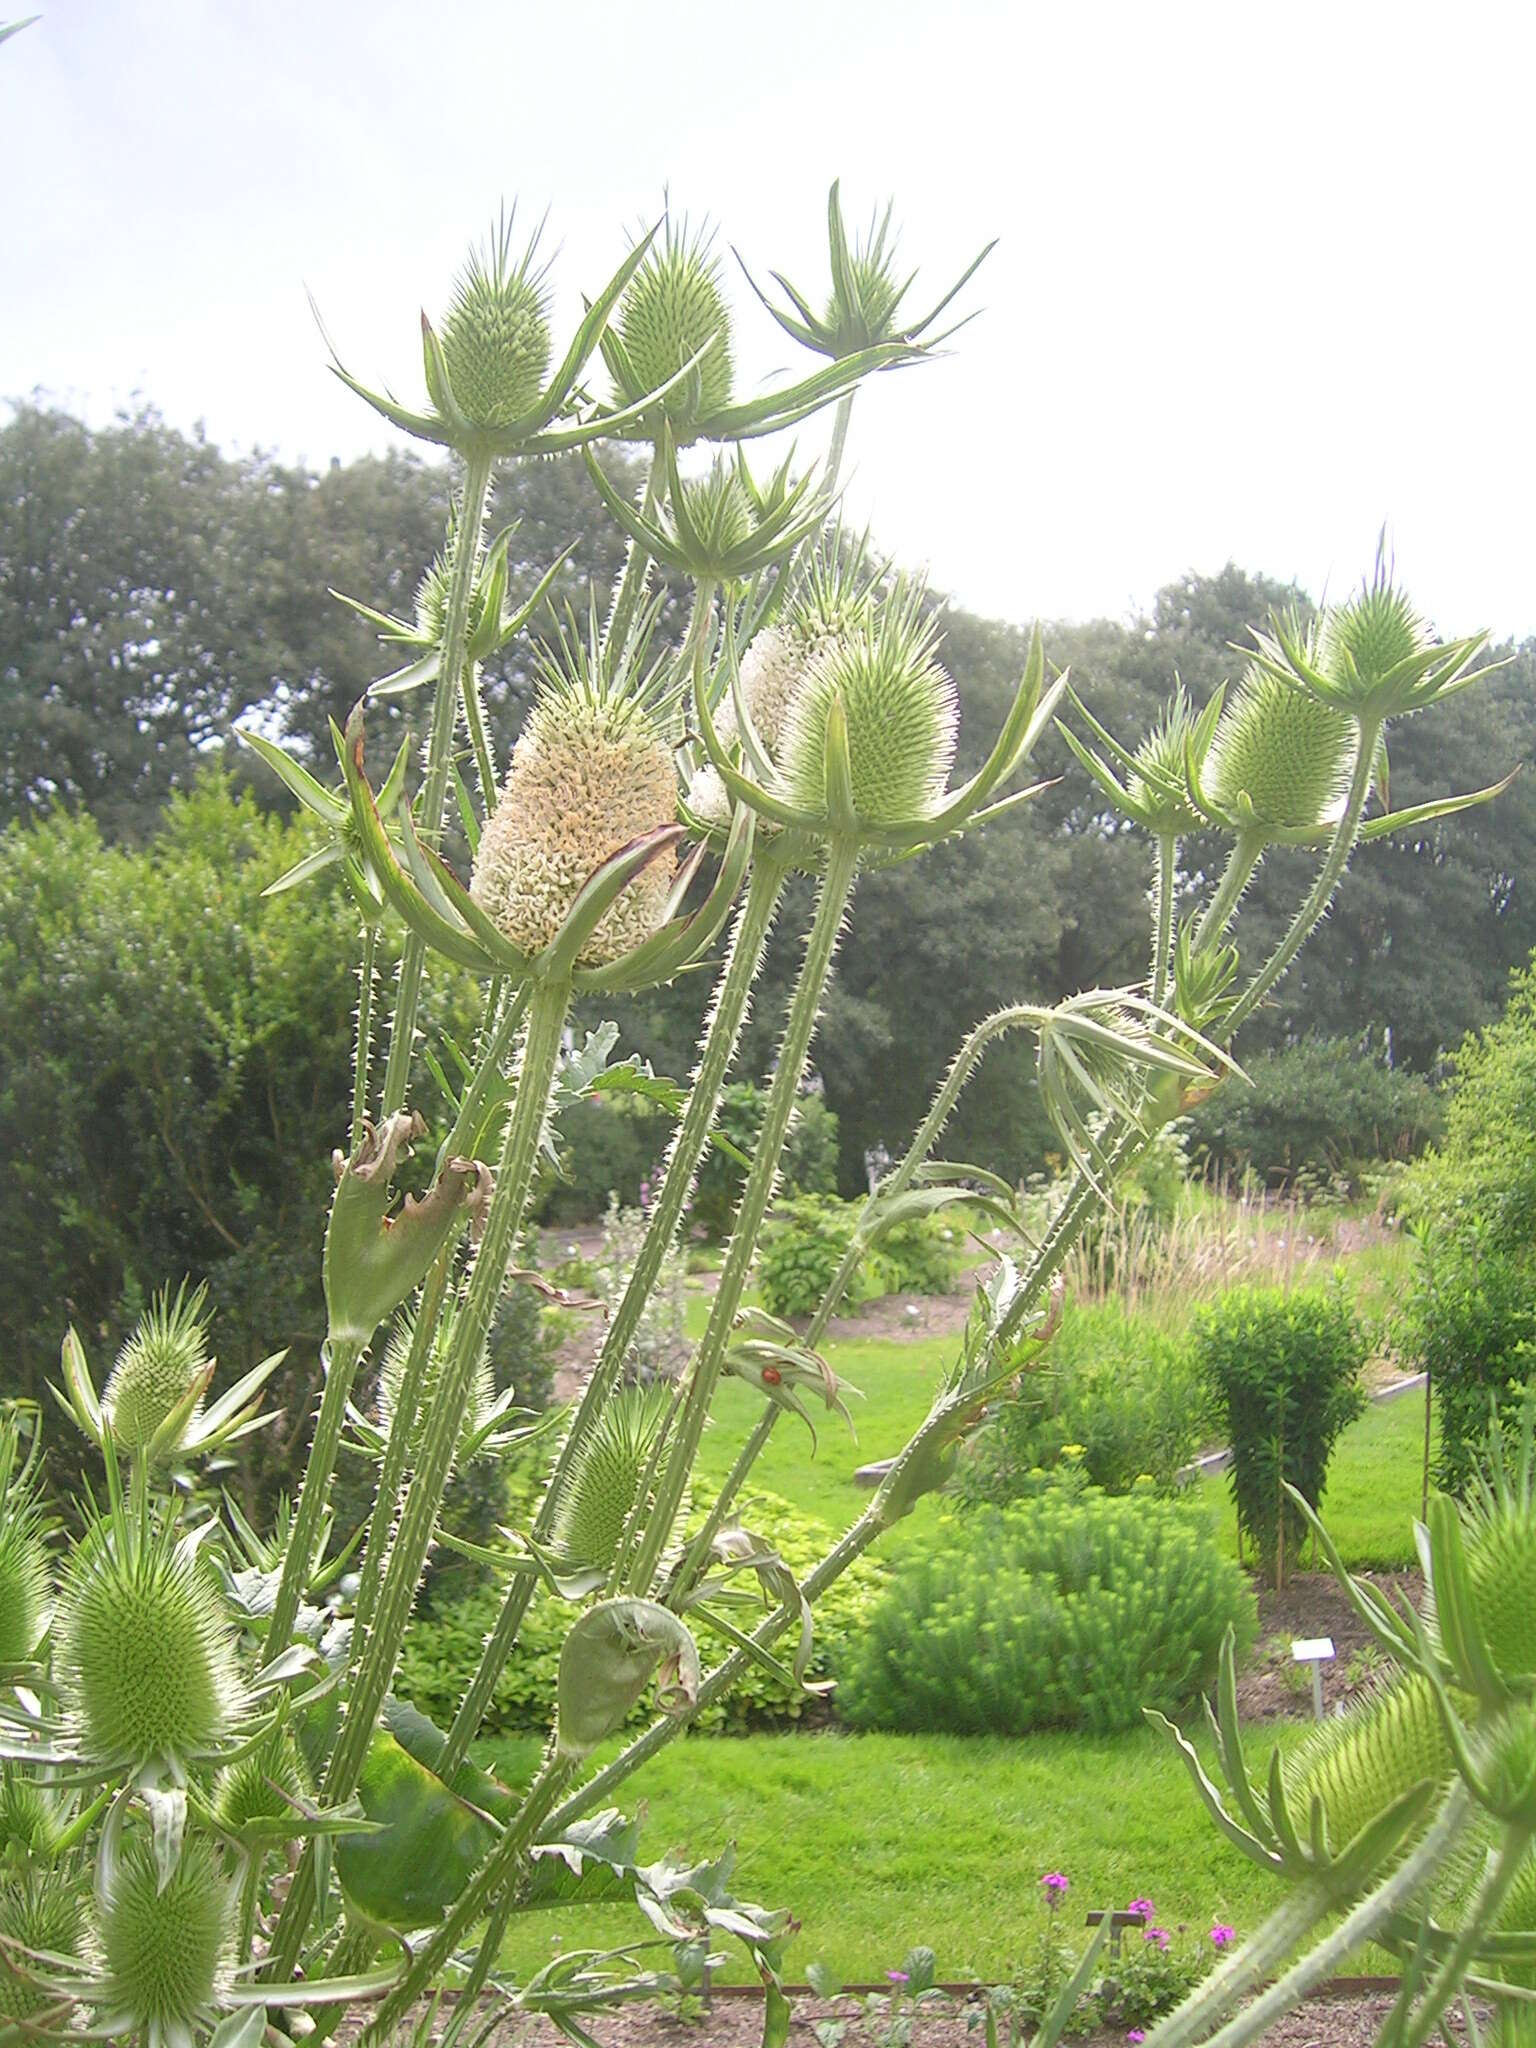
[1235,1569,1422,1721]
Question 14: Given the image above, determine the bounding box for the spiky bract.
[439,217,551,429]
[615,221,732,429]
[775,587,956,828]
[471,689,678,967]
[548,1386,669,1574]
[1283,1672,1455,1858]
[1204,663,1355,835]
[55,1514,243,1774]
[0,1868,81,2020]
[97,1835,231,2041]
[102,1282,212,1455]
[377,1301,495,1470]
[1127,686,1207,835]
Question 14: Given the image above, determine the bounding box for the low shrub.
[691,1080,841,1241]
[837,1487,1255,1736]
[1185,1037,1442,1193]
[955,1302,1205,1499]
[539,1091,668,1224]
[1192,1282,1368,1584]
[869,1210,962,1297]
[397,1489,885,1735]
[756,1195,868,1321]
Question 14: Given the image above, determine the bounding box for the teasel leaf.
[1357,768,1520,843]
[1146,1706,1281,1872]
[334,1727,497,1931]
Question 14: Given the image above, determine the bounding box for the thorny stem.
[380,449,495,1118]
[1151,833,1176,1008]
[606,450,662,659]
[1222,717,1384,1039]
[264,981,570,1981]
[1193,831,1263,954]
[264,1335,363,1659]
[350,925,377,1154]
[823,392,855,503]
[438,854,789,1774]
[625,834,860,1593]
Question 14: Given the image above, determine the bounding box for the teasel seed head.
[0,1869,82,2021]
[213,1726,309,1835]
[96,1834,232,2042]
[614,218,733,432]
[470,630,680,968]
[1126,685,1208,836]
[377,1300,496,1471]
[56,1510,244,1777]
[549,1386,670,1577]
[1283,1671,1455,1858]
[775,582,957,829]
[1462,1495,1536,1679]
[1203,660,1356,836]
[438,212,552,430]
[0,1769,59,1858]
[102,1282,213,1458]
[0,1423,49,1666]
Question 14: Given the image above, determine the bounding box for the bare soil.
[350,1985,1486,2046]
[1233,1571,1422,1723]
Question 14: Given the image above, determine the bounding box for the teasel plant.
[0,177,1515,2048]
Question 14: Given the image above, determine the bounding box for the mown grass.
[485,1721,1322,1986]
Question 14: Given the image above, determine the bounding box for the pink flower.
[1126,1897,1155,1920]
[1143,1927,1171,1951]
[1210,1923,1236,1950]
[1040,1872,1070,1895]
[886,1970,910,1985]
[1127,2032,1147,2043]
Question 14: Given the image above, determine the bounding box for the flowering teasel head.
[471,613,683,970]
[741,179,996,361]
[1193,653,1359,842]
[54,1495,246,1782]
[92,1832,233,2048]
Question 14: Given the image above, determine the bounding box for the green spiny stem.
[626,835,860,1593]
[437,856,788,1775]
[823,392,855,504]
[606,450,661,659]
[354,1755,574,2047]
[264,1335,363,1658]
[1193,831,1264,954]
[351,924,377,1154]
[460,655,499,817]
[236,1853,262,1968]
[673,1405,779,1592]
[1387,1819,1536,2048]
[264,982,570,1982]
[1221,716,1384,1039]
[380,449,494,1118]
[350,1242,454,1641]
[1151,833,1176,1008]
[1148,1787,1474,2048]
[439,982,529,1166]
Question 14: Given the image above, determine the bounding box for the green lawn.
[485,1721,1320,1985]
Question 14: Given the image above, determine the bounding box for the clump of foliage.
[1400,954,1536,1489]
[594,1195,688,1383]
[1185,1035,1442,1193]
[838,1487,1256,1735]
[757,1195,871,1320]
[956,1301,1205,1498]
[0,147,1508,2047]
[691,1078,841,1239]
[1191,1283,1367,1584]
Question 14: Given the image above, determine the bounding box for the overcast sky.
[5,1,1533,643]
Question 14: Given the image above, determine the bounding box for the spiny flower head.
[0,1869,82,2021]
[55,1506,244,1778]
[548,1386,670,1578]
[0,1769,59,1858]
[775,582,957,829]
[1202,658,1356,837]
[613,217,733,432]
[0,1419,49,1665]
[1283,1672,1454,1857]
[1126,685,1209,835]
[470,616,680,968]
[213,1726,308,1834]
[96,1833,232,2044]
[102,1282,212,1457]
[438,210,552,429]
